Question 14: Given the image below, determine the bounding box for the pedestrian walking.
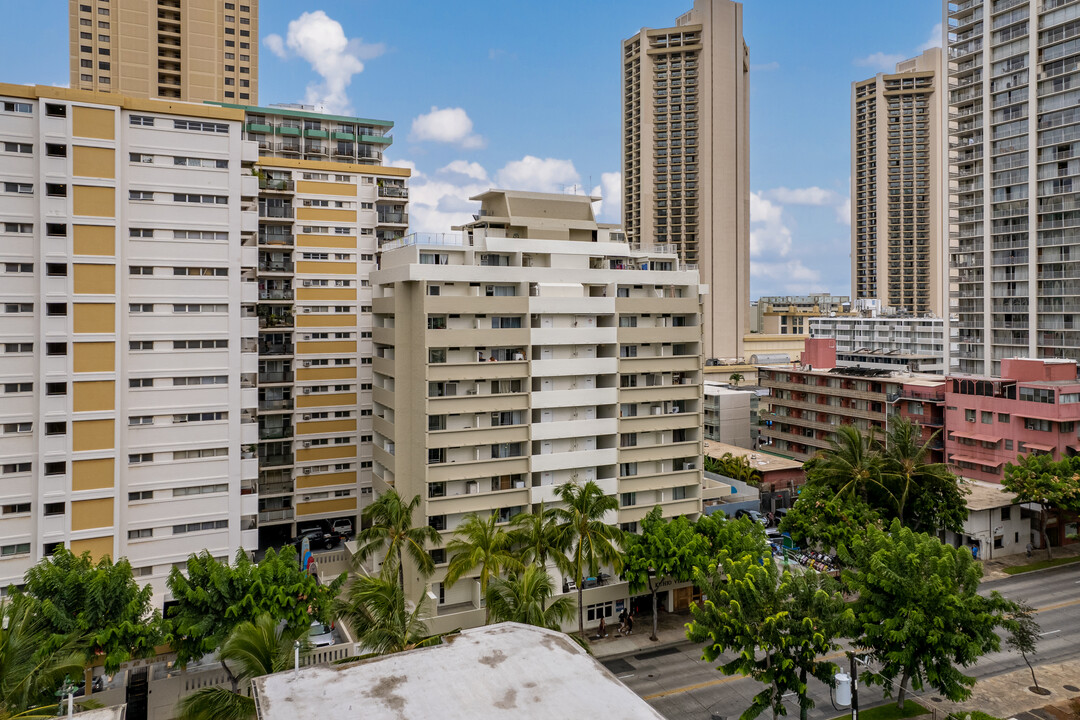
[1026,541,1033,559]
[625,612,634,636]
[617,609,628,635]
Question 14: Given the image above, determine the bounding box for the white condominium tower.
[622,0,750,362]
[851,49,944,316]
[946,0,1080,375]
[371,190,704,632]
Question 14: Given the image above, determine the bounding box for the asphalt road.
[605,564,1080,720]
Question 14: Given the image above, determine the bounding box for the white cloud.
[408,175,489,234]
[751,61,779,72]
[751,260,824,295]
[264,11,384,114]
[410,107,485,149]
[749,191,792,259]
[836,196,852,226]
[495,156,580,194]
[854,51,906,72]
[764,186,838,206]
[386,158,424,180]
[918,23,943,52]
[591,171,622,223]
[440,160,489,182]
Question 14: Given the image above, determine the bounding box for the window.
[427,315,447,330]
[621,433,637,447]
[430,548,446,564]
[621,492,637,507]
[4,343,33,353]
[620,345,638,358]
[1,544,30,558]
[1019,387,1055,404]
[129,341,153,351]
[173,267,228,276]
[3,223,32,233]
[2,423,31,434]
[2,463,31,475]
[46,143,66,157]
[44,462,66,476]
[619,316,638,327]
[2,503,30,515]
[620,462,638,477]
[46,343,67,356]
[172,483,227,496]
[173,120,228,133]
[428,415,446,431]
[3,383,32,394]
[44,502,64,516]
[129,190,153,201]
[173,520,228,534]
[586,601,614,622]
[173,447,228,459]
[2,142,31,153]
[128,416,152,426]
[428,348,446,364]
[45,422,65,436]
[173,193,227,204]
[1023,418,1052,432]
[46,303,67,317]
[46,382,66,395]
[998,413,1011,422]
[4,263,33,274]
[128,528,153,540]
[1000,506,1011,521]
[46,184,66,197]
[128,453,153,464]
[1005,439,1014,451]
[964,409,976,422]
[4,303,32,314]
[2,102,32,114]
[174,339,228,350]
[129,378,153,388]
[130,152,153,163]
[129,115,154,126]
[45,103,66,117]
[491,316,521,329]
[673,486,687,500]
[4,182,33,194]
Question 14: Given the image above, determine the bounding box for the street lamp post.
[847,652,860,720]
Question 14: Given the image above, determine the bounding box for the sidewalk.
[931,659,1080,720]
[981,543,1080,582]
[591,609,693,660]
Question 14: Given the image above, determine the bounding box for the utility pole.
[848,652,859,720]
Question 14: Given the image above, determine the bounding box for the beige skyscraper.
[622,0,750,362]
[851,49,943,316]
[69,0,258,104]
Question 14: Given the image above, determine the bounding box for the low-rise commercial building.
[943,482,1031,561]
[809,314,945,374]
[750,294,853,336]
[370,190,705,633]
[703,382,755,448]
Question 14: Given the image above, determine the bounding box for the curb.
[594,635,692,662]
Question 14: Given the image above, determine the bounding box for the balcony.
[259,178,294,192]
[258,508,294,523]
[259,205,294,219]
[259,261,294,273]
[259,426,294,440]
[259,370,294,384]
[259,397,294,411]
[259,288,294,301]
[259,453,295,468]
[259,342,294,356]
[377,212,408,225]
[258,314,294,329]
[259,234,294,247]
[377,185,409,199]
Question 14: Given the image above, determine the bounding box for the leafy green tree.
[778,484,881,552]
[334,576,446,656]
[16,547,160,673]
[1002,453,1080,560]
[805,424,886,501]
[165,548,344,668]
[0,600,86,719]
[554,481,624,637]
[443,512,521,623]
[688,556,851,720]
[694,512,770,564]
[485,565,575,631]
[509,501,570,575]
[176,613,305,720]
[624,507,709,641]
[840,520,1014,708]
[881,418,967,533]
[354,489,440,591]
[1004,599,1042,692]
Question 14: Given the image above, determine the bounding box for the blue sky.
[3,1,941,298]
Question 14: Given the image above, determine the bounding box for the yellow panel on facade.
[296,314,357,328]
[73,419,115,452]
[296,392,356,408]
[73,186,116,218]
[73,264,115,295]
[297,445,357,462]
[73,225,115,256]
[69,535,113,562]
[296,497,357,516]
[72,458,115,491]
[72,106,115,140]
[297,471,357,489]
[295,208,357,222]
[296,235,356,249]
[295,261,357,275]
[296,341,357,354]
[295,180,356,197]
[296,419,357,435]
[72,146,115,179]
[73,342,115,373]
[73,380,115,412]
[74,303,115,334]
[71,498,115,531]
[297,367,357,381]
[296,288,357,302]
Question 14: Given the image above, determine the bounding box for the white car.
[309,621,335,648]
[331,519,354,537]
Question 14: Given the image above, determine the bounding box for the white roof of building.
[251,623,664,720]
[965,481,1019,512]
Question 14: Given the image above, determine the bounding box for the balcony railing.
[377,185,409,199]
[258,508,294,523]
[259,234,294,246]
[259,289,294,301]
[259,426,294,440]
[259,178,295,192]
[258,371,294,384]
[259,453,295,468]
[259,261,294,273]
[259,206,294,219]
[258,315,294,328]
[259,343,294,356]
[377,212,408,225]
[258,397,294,411]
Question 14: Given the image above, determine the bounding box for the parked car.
[308,620,335,648]
[290,529,342,551]
[736,509,767,525]
[331,519,354,537]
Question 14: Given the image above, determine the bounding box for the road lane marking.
[618,674,635,679]
[1038,630,1060,636]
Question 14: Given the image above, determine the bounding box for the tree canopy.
[165,548,344,667]
[485,565,575,631]
[778,484,882,551]
[0,599,86,718]
[1002,453,1080,560]
[335,575,445,657]
[16,547,161,673]
[840,520,1014,708]
[354,489,440,591]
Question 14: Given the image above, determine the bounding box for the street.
[605,564,1080,720]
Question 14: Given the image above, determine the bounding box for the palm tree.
[729,372,744,387]
[0,600,85,719]
[354,489,440,592]
[509,502,570,575]
[554,481,624,637]
[177,614,305,720]
[809,424,886,501]
[335,575,444,656]
[881,417,957,529]
[444,512,521,623]
[486,565,576,631]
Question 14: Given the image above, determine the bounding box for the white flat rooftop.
[251,623,664,720]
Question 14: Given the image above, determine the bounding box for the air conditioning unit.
[302,387,312,394]
[302,360,312,367]
[302,441,312,448]
[303,467,312,474]
[303,334,312,340]
[685,463,697,470]
[302,414,312,420]
[302,307,313,313]
[670,405,681,414]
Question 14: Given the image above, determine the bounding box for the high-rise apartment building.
[851,49,943,316]
[69,0,258,104]
[371,190,704,631]
[0,84,408,599]
[946,0,1080,375]
[622,0,750,361]
[0,84,258,593]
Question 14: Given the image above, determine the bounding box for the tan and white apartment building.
[945,0,1080,375]
[69,0,258,103]
[0,84,259,593]
[370,190,704,632]
[851,49,943,316]
[622,0,750,361]
[0,84,409,599]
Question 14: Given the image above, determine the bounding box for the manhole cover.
[1030,687,1052,696]
[931,698,942,703]
[1064,684,1080,692]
